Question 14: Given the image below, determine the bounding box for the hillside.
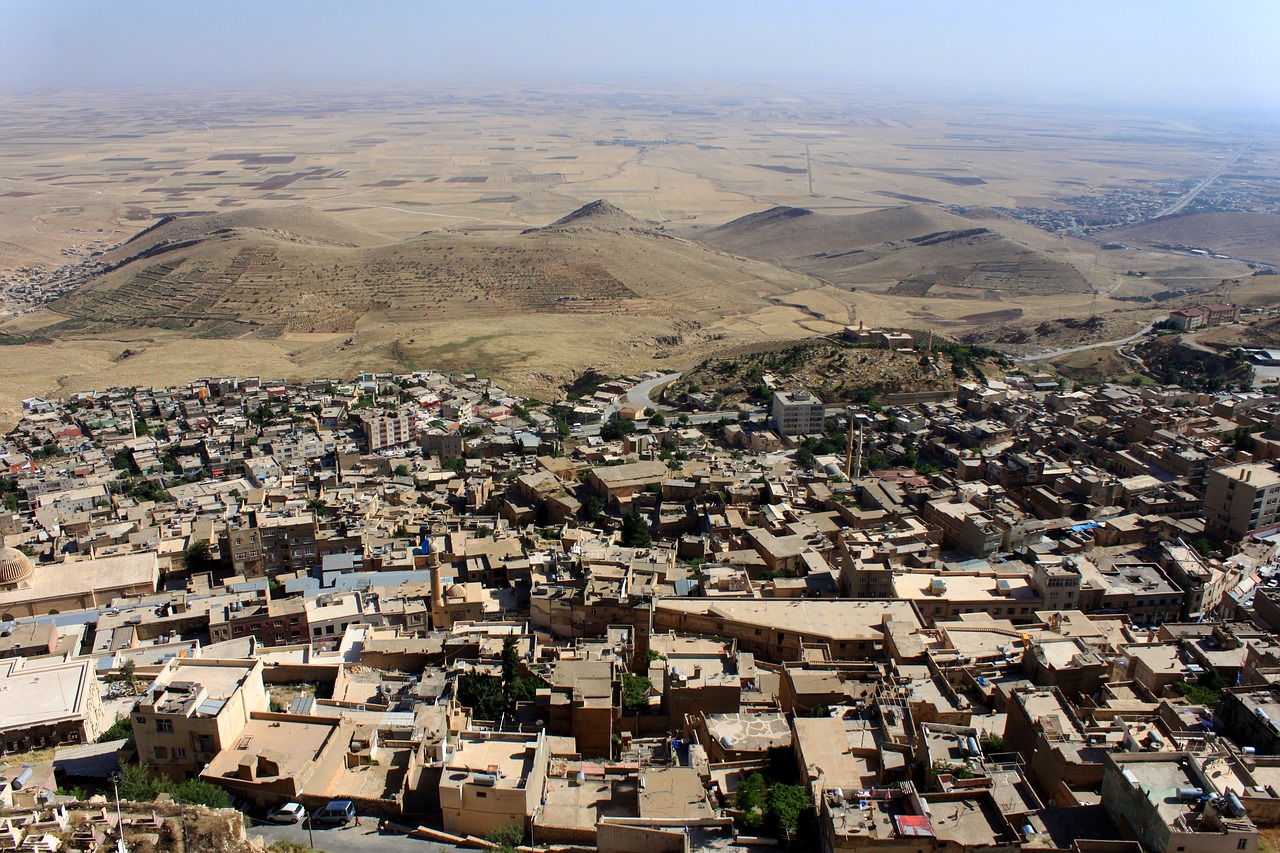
[1109,211,1280,267]
[51,200,823,338]
[101,207,392,266]
[673,336,1005,409]
[697,205,1094,295]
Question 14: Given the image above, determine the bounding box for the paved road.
[625,372,681,410]
[1018,322,1158,362]
[1154,144,1249,218]
[250,819,461,853]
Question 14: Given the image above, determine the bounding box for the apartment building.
[771,389,825,436]
[1204,463,1280,539]
[131,658,269,778]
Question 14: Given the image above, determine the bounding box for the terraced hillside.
[695,205,1095,295]
[54,202,819,337]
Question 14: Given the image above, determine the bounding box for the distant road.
[1153,144,1249,219]
[1019,322,1158,362]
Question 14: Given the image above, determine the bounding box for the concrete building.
[0,656,106,755]
[200,713,349,811]
[131,658,269,778]
[360,410,418,452]
[1101,752,1257,853]
[1203,463,1280,539]
[772,389,825,436]
[0,551,159,621]
[439,729,549,838]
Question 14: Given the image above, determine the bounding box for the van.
[313,799,357,825]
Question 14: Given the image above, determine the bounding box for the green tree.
[98,715,133,743]
[795,446,816,469]
[581,495,606,522]
[172,778,231,808]
[620,511,651,547]
[600,419,637,441]
[486,824,524,853]
[394,464,411,477]
[765,784,808,836]
[648,412,666,427]
[457,672,505,719]
[621,673,653,712]
[182,539,214,574]
[735,772,766,831]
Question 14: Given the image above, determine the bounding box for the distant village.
[5,360,1280,853]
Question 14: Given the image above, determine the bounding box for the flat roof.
[0,656,91,729]
[203,715,339,782]
[655,598,923,641]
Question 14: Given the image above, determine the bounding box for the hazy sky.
[2,0,1277,110]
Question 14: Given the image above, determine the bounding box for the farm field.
[0,82,1276,423]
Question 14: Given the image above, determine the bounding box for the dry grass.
[0,85,1273,422]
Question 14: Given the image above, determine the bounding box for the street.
[250,818,463,853]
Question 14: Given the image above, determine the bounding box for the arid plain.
[1,83,1276,425]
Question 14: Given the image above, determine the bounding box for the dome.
[0,547,33,588]
[444,583,465,599]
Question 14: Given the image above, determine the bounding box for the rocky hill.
[697,204,1095,295]
[52,200,821,337]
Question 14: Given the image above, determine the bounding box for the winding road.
[1018,322,1159,362]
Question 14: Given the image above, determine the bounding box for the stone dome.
[0,547,33,588]
[444,582,466,599]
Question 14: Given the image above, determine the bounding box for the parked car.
[267,803,307,824]
[313,800,357,826]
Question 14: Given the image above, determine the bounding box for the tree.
[795,446,816,470]
[620,511,651,547]
[501,634,520,709]
[182,540,213,574]
[621,673,653,712]
[394,464,411,477]
[98,715,133,743]
[648,412,666,427]
[765,784,808,836]
[735,772,766,831]
[117,658,139,695]
[486,824,524,853]
[457,672,505,719]
[581,495,606,522]
[172,779,230,808]
[600,419,636,441]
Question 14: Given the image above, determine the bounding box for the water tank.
[1257,708,1271,722]
[833,788,844,803]
[471,773,497,787]
[1226,792,1247,817]
[1244,747,1257,756]
[1123,769,1140,786]
[720,735,733,749]
[12,766,32,790]
[967,736,982,756]
[575,770,586,786]
[1177,787,1204,800]
[1022,824,1035,837]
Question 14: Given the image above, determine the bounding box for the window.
[1237,841,1247,851]
[156,720,173,733]
[474,791,487,798]
[154,746,168,759]
[173,747,187,759]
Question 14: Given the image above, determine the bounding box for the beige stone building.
[0,655,106,755]
[1204,463,1280,539]
[439,729,550,838]
[132,658,269,778]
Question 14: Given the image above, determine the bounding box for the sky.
[2,0,1277,110]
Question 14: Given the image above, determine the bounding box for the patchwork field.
[0,82,1276,424]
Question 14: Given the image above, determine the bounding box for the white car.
[267,803,307,824]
